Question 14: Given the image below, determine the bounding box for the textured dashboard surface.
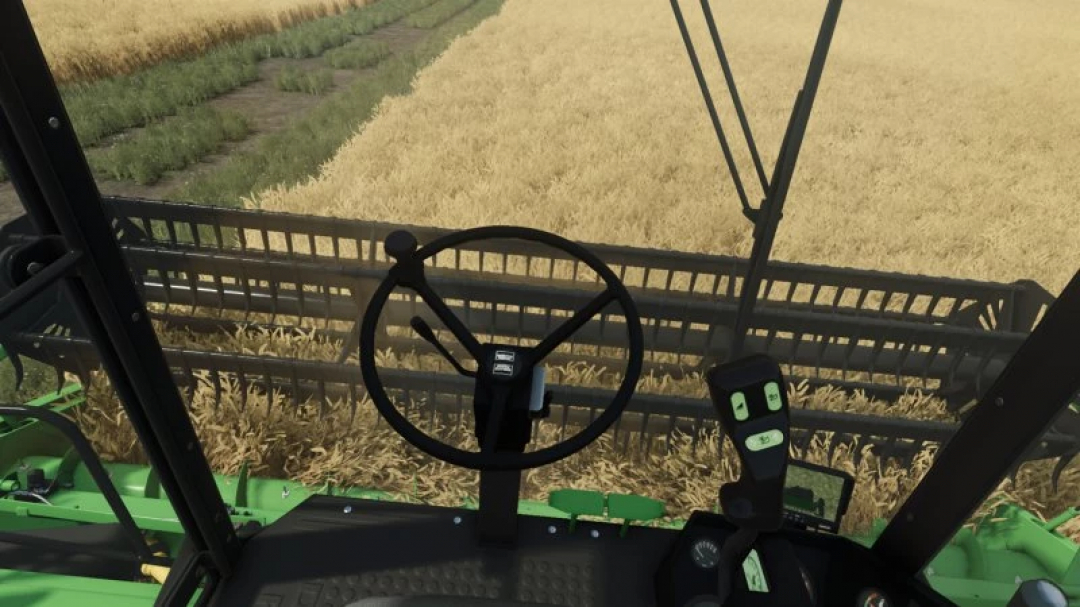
[209,496,677,607]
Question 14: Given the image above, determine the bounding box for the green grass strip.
[403,0,477,29]
[247,24,352,60]
[346,0,445,34]
[87,107,250,185]
[172,0,504,207]
[58,0,443,148]
[61,46,261,147]
[324,39,393,69]
[0,0,441,186]
[0,0,442,186]
[274,66,336,95]
[241,0,442,59]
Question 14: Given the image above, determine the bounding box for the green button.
[764,382,783,412]
[746,429,784,452]
[731,391,749,421]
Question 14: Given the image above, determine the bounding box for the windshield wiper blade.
[669,0,755,219]
[700,0,769,195]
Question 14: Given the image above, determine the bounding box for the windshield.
[1,0,1079,597]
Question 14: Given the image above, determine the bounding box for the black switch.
[26,468,47,493]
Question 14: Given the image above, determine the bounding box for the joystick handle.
[706,354,791,531]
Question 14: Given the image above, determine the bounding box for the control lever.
[410,316,477,378]
[706,353,791,531]
[706,355,810,606]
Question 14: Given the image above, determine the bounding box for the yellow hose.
[141,563,170,584]
[142,550,170,584]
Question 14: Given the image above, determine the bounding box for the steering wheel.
[359,226,644,471]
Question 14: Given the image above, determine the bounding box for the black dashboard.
[208,496,956,607]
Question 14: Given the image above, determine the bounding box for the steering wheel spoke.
[532,287,616,363]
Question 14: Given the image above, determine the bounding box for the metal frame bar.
[0,0,239,591]
[11,331,1077,470]
[111,246,1025,388]
[872,270,1080,577]
[94,196,1053,330]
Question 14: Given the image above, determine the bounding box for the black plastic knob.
[384,230,418,261]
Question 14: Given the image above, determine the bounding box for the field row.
[87,108,251,185]
[403,0,478,28]
[0,0,481,188]
[29,0,382,85]
[1,0,498,205]
[176,0,501,206]
[63,0,444,147]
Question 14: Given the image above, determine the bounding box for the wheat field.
[252,0,1080,296]
[26,0,1080,541]
[75,324,1080,539]
[25,0,375,84]
[238,0,1080,533]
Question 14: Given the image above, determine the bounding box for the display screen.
[782,460,854,532]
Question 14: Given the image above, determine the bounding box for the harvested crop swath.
[243,0,441,57]
[61,46,261,147]
[325,39,393,69]
[248,20,354,59]
[347,0,446,34]
[403,0,477,29]
[86,107,250,185]
[274,66,336,94]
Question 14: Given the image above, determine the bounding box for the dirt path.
[0,22,430,224]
